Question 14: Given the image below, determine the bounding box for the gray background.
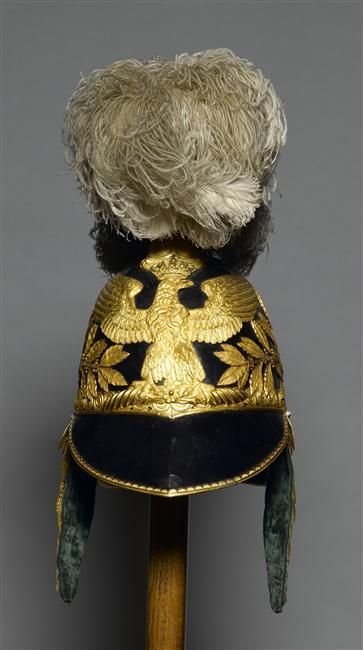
[2,1,362,649]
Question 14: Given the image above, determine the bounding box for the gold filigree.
[75,241,285,417]
[76,323,129,409]
[213,307,285,407]
[214,345,250,389]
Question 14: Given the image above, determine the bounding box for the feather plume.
[62,48,287,248]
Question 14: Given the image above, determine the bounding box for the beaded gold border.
[68,411,290,497]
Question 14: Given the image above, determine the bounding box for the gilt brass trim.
[67,411,290,497]
[74,403,284,418]
[55,423,71,593]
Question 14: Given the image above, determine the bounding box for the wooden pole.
[146,495,189,650]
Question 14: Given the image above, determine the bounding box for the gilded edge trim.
[67,411,290,497]
[55,423,71,593]
[56,422,71,530]
[73,404,284,418]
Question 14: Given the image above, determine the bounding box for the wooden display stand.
[146,496,189,650]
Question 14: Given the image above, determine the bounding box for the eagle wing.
[188,275,258,343]
[92,274,152,343]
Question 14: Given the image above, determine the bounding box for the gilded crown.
[140,239,203,279]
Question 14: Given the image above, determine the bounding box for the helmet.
[56,48,295,614]
[56,238,295,612]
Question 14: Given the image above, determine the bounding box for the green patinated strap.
[56,440,97,603]
[263,445,296,613]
